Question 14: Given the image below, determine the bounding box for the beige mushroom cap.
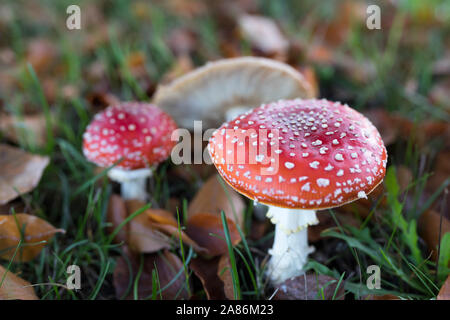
[153,57,316,129]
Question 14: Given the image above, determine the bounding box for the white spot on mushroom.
[301,182,311,192]
[255,155,265,162]
[358,191,367,199]
[285,162,295,169]
[317,178,330,187]
[309,161,319,169]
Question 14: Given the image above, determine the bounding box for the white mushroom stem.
[107,168,153,201]
[266,206,319,284]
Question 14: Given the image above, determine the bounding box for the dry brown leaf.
[125,200,172,253]
[418,210,450,261]
[396,165,413,194]
[190,257,226,300]
[126,51,147,78]
[166,28,197,56]
[217,254,235,300]
[0,214,64,262]
[185,213,241,257]
[437,275,450,300]
[113,248,190,300]
[147,209,178,227]
[0,144,50,205]
[150,222,208,254]
[238,14,288,56]
[26,39,58,74]
[0,113,49,147]
[274,274,345,300]
[188,174,245,227]
[107,194,128,244]
[0,265,38,300]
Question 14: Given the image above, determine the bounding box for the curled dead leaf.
[0,214,64,262]
[274,274,345,300]
[418,210,450,261]
[190,257,226,300]
[0,265,38,300]
[238,14,288,56]
[113,248,190,300]
[185,213,241,257]
[0,144,50,205]
[188,174,245,227]
[217,255,235,300]
[0,113,51,147]
[125,200,172,253]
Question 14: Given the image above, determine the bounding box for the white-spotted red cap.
[83,102,177,170]
[208,99,387,209]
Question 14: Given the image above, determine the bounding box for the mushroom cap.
[208,99,387,210]
[153,57,315,129]
[83,102,177,170]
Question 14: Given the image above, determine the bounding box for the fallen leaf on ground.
[146,208,178,227]
[26,38,58,74]
[185,213,241,257]
[106,194,128,244]
[188,174,245,227]
[190,257,226,299]
[238,14,288,56]
[125,200,172,253]
[274,274,345,300]
[427,151,450,193]
[0,113,50,147]
[0,265,38,300]
[437,275,450,300]
[150,222,208,254]
[113,248,190,300]
[217,254,235,300]
[0,214,64,262]
[0,144,50,205]
[418,209,450,261]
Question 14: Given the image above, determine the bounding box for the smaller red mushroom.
[83,102,177,201]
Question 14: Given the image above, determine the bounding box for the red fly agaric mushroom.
[83,102,177,201]
[208,98,387,284]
